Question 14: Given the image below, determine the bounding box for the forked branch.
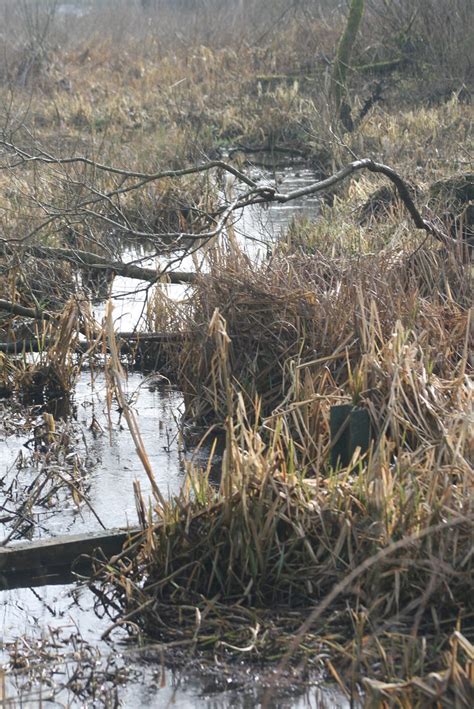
[1,140,454,254]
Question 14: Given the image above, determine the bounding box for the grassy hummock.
[91,232,473,704]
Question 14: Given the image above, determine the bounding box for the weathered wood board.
[0,527,141,590]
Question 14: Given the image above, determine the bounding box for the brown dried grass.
[90,236,473,698]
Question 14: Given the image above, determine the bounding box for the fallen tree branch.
[1,145,455,261]
[0,298,52,321]
[0,331,183,353]
[241,158,454,246]
[0,139,259,188]
[0,243,195,284]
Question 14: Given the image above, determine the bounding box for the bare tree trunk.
[331,0,365,129]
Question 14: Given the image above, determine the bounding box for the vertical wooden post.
[330,404,371,468]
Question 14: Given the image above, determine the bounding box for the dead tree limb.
[0,331,183,353]
[0,299,52,321]
[0,139,258,188]
[243,158,454,246]
[1,143,454,251]
[0,243,195,284]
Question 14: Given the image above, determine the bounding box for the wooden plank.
[0,527,142,590]
[349,408,372,460]
[330,404,352,468]
[0,331,183,354]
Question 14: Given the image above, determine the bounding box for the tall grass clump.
[91,228,473,696]
[172,238,471,457]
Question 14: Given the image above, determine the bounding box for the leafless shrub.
[363,0,473,93]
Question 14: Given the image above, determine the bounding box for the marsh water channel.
[1,164,351,707]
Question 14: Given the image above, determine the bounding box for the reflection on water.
[0,371,185,540]
[92,165,320,331]
[72,371,185,531]
[238,166,320,249]
[57,3,89,18]
[2,162,315,537]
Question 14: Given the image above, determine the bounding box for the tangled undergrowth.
[4,625,137,706]
[0,404,92,543]
[0,297,98,405]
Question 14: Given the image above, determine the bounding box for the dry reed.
[90,234,473,698]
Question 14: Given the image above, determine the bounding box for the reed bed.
[173,240,471,450]
[0,296,97,403]
[91,233,473,701]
